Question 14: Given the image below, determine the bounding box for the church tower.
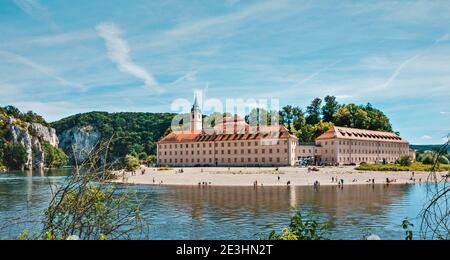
[190,96,202,133]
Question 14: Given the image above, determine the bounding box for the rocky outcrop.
[2,116,59,170]
[58,126,101,164]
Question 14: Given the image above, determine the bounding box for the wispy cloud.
[421,135,433,140]
[96,22,161,92]
[440,111,450,115]
[375,54,421,90]
[30,30,96,46]
[13,0,57,29]
[166,0,292,37]
[0,50,85,90]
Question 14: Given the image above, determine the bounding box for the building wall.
[315,138,410,165]
[157,138,296,167]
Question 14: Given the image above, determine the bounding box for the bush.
[438,156,449,165]
[3,142,27,170]
[421,154,434,165]
[397,155,412,166]
[355,162,450,172]
[266,212,329,240]
[124,154,140,171]
[145,155,157,164]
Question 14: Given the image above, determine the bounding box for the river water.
[0,169,433,240]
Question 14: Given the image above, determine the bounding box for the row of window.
[160,140,289,150]
[318,140,408,148]
[160,148,288,156]
[320,156,398,163]
[338,149,408,154]
[159,157,285,164]
[337,157,397,163]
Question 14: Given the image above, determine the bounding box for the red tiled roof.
[316,126,408,143]
[158,132,199,143]
[158,125,297,144]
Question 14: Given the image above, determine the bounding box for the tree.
[124,154,140,171]
[42,141,68,168]
[3,142,27,170]
[245,108,276,127]
[0,138,5,167]
[38,140,144,240]
[280,106,304,132]
[306,98,322,125]
[397,155,412,166]
[146,155,157,165]
[322,95,339,122]
[298,121,333,143]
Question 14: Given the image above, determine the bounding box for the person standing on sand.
[277,176,280,182]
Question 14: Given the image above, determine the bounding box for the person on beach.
[287,181,291,186]
[152,177,155,184]
[277,176,281,182]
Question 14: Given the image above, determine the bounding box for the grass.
[355,162,450,172]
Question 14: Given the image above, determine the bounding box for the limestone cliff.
[58,126,101,164]
[1,116,59,170]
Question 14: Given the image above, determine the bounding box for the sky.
[0,0,449,145]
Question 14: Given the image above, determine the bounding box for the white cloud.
[375,54,421,90]
[11,101,79,122]
[421,135,433,140]
[336,95,353,100]
[31,30,96,46]
[13,0,57,29]
[96,22,161,91]
[0,50,86,90]
[440,111,450,115]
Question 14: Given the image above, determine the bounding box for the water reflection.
[158,185,409,218]
[0,170,428,240]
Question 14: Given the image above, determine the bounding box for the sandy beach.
[113,166,447,187]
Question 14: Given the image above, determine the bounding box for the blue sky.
[0,0,449,144]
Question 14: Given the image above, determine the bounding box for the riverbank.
[112,166,448,187]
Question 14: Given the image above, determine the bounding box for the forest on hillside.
[1,95,401,168]
[245,95,394,143]
[51,112,176,161]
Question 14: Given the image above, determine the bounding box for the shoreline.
[112,166,448,187]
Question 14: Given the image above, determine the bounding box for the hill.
[411,144,450,153]
[50,112,176,163]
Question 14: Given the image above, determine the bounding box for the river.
[0,169,432,240]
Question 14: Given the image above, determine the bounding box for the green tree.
[146,155,157,164]
[322,95,339,122]
[0,138,5,167]
[280,106,304,132]
[397,155,412,166]
[306,98,322,125]
[245,108,277,127]
[42,141,68,168]
[3,142,28,170]
[124,154,140,171]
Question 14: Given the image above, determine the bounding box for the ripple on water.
[0,171,441,240]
